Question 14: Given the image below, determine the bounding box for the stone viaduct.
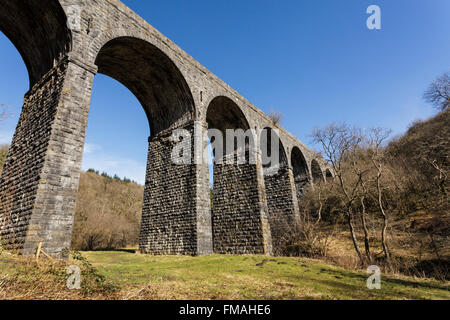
[0,0,333,258]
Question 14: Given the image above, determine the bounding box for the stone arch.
[85,26,200,103]
[92,37,208,256]
[206,96,250,130]
[260,127,288,171]
[206,96,271,255]
[94,36,195,136]
[291,146,310,199]
[0,12,204,257]
[0,0,71,88]
[311,159,324,184]
[325,168,334,182]
[206,96,253,158]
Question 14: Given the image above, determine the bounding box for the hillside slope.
[72,171,144,250]
[388,109,449,174]
[0,146,144,250]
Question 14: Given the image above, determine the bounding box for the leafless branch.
[268,110,282,126]
[424,72,450,112]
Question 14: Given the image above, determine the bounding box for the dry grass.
[315,214,449,281]
[0,255,84,300]
[0,250,448,300]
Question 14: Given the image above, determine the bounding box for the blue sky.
[1,0,449,184]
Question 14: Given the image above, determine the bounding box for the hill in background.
[0,148,144,251]
[388,109,449,175]
[71,170,144,250]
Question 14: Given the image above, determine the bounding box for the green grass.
[78,251,450,300]
[0,250,447,300]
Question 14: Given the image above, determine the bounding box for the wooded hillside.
[71,170,144,251]
[1,145,145,250]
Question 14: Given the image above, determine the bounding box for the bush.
[71,251,118,295]
[269,209,334,258]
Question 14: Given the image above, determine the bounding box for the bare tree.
[311,123,366,264]
[268,110,282,126]
[421,156,448,198]
[348,150,372,263]
[424,72,450,112]
[417,144,448,264]
[367,127,392,261]
[359,191,371,262]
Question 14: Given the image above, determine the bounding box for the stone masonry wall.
[0,56,96,258]
[212,159,268,254]
[264,166,298,256]
[0,61,68,252]
[139,123,213,255]
[294,177,310,201]
[21,59,96,257]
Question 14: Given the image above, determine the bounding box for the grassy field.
[0,250,448,300]
[82,251,449,300]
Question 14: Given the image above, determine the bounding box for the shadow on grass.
[88,249,137,254]
[313,279,432,300]
[319,268,450,291]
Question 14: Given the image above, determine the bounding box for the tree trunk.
[360,196,371,262]
[376,172,390,260]
[316,189,323,224]
[429,232,442,261]
[347,206,365,264]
